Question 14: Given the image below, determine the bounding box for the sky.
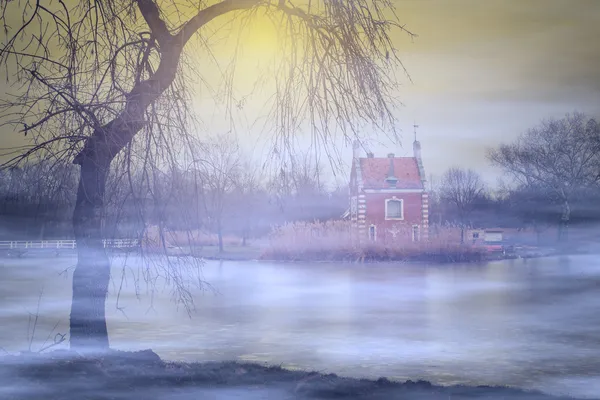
[1,0,599,187]
[379,0,600,186]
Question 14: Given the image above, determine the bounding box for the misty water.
[1,255,600,399]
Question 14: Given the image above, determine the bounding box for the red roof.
[359,157,423,189]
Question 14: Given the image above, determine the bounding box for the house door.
[368,225,376,241]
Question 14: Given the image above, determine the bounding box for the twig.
[27,288,44,352]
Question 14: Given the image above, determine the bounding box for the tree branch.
[136,0,171,46]
[178,0,261,45]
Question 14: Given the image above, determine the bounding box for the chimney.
[385,153,398,188]
[367,152,374,158]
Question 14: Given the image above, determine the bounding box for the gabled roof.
[359,157,423,189]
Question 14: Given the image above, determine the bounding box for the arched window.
[385,197,403,220]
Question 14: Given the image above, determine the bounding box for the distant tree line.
[430,112,600,244]
[2,112,598,247]
[0,134,347,245]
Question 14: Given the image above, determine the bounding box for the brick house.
[349,140,429,244]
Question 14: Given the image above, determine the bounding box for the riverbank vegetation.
[262,221,486,263]
[2,114,599,256]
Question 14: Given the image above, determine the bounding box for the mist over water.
[1,255,600,398]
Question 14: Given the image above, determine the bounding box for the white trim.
[364,188,424,193]
[385,196,404,220]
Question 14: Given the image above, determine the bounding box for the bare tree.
[488,112,600,241]
[230,160,266,246]
[426,174,444,236]
[267,150,327,217]
[0,159,77,239]
[1,0,412,351]
[193,134,242,253]
[439,167,486,243]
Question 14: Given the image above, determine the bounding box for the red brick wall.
[365,192,423,244]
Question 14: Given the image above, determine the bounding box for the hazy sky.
[1,0,599,186]
[380,0,600,185]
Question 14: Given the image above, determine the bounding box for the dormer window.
[385,197,403,220]
[385,176,398,188]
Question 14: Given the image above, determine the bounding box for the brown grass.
[262,221,485,263]
[142,225,245,250]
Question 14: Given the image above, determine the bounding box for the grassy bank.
[0,350,577,400]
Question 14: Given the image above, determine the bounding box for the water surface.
[1,255,599,398]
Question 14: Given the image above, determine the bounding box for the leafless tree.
[193,134,242,253]
[1,0,412,351]
[230,160,266,246]
[267,150,326,212]
[0,158,77,238]
[488,112,600,241]
[439,167,486,243]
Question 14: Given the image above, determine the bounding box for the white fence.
[0,239,140,250]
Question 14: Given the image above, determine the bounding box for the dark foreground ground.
[0,350,586,400]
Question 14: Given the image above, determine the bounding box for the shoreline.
[0,349,581,399]
[1,242,586,264]
[0,247,570,263]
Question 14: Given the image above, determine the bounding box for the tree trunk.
[39,220,46,241]
[217,220,224,253]
[70,155,111,352]
[559,199,570,243]
[242,220,249,247]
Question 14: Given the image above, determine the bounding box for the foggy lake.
[2,255,600,399]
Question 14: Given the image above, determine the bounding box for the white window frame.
[368,224,377,241]
[412,224,420,242]
[385,197,404,220]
